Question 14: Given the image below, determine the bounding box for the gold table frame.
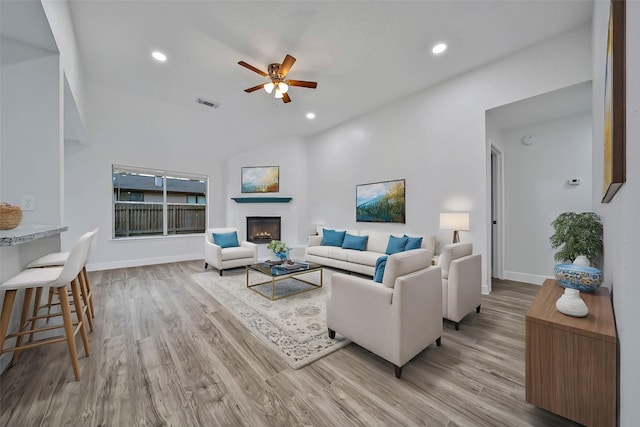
[246,262,323,301]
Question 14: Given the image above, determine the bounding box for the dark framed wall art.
[241,166,279,193]
[356,179,406,223]
[602,0,626,203]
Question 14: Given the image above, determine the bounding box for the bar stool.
[0,231,93,380]
[27,228,99,326]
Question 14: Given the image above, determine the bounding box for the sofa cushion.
[439,242,473,279]
[328,248,351,261]
[362,231,391,253]
[386,235,408,255]
[221,246,254,261]
[347,250,383,267]
[322,228,346,247]
[342,233,368,251]
[306,245,333,257]
[382,249,430,288]
[404,235,423,250]
[213,231,239,248]
[373,256,388,283]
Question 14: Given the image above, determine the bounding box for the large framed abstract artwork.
[241,166,279,193]
[356,179,405,223]
[602,0,626,203]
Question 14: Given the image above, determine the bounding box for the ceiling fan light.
[264,82,275,94]
[278,82,289,94]
[274,87,284,99]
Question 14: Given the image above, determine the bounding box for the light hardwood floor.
[0,261,580,426]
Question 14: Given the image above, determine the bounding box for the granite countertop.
[0,225,68,247]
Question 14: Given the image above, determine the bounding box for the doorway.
[491,144,504,280]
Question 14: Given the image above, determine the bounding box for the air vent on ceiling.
[196,98,220,108]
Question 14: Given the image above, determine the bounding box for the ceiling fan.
[238,54,317,104]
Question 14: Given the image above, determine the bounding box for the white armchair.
[204,227,257,276]
[439,242,482,330]
[327,249,442,378]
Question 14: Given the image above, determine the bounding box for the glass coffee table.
[246,261,323,301]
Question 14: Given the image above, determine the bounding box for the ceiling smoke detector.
[522,135,535,145]
[196,98,220,108]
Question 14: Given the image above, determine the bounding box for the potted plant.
[267,240,289,261]
[550,212,603,266]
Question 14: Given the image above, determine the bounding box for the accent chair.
[439,242,482,329]
[204,227,257,276]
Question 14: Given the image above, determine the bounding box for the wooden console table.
[526,279,617,427]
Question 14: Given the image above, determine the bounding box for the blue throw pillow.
[342,233,369,251]
[404,235,423,250]
[213,231,239,248]
[321,228,346,247]
[374,256,388,283]
[386,235,408,255]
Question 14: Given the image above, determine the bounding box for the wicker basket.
[0,202,22,230]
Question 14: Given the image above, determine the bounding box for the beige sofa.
[438,242,482,329]
[327,249,443,378]
[305,228,436,276]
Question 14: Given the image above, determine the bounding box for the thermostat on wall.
[568,178,581,185]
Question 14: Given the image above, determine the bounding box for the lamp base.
[452,230,460,244]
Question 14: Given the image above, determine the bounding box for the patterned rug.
[192,266,350,369]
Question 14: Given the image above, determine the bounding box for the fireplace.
[247,216,281,243]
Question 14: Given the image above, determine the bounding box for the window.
[113,165,208,238]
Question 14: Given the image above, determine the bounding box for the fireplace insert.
[247,216,281,243]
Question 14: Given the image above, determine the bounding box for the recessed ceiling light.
[306,112,316,119]
[152,51,167,62]
[432,43,447,55]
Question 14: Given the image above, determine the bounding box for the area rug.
[192,267,350,369]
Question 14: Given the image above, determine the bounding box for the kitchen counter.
[0,225,68,247]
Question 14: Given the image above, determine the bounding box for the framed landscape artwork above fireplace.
[241,166,279,193]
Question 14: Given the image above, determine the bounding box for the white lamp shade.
[264,82,275,94]
[439,212,470,231]
[278,82,289,93]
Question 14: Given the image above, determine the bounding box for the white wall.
[1,52,62,225]
[307,24,592,293]
[591,1,640,425]
[225,136,309,259]
[64,84,227,270]
[502,113,592,284]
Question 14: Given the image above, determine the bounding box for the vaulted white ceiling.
[68,0,593,160]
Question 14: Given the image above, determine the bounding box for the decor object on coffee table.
[550,212,603,267]
[327,249,442,378]
[356,179,405,223]
[555,288,588,317]
[0,203,22,230]
[554,263,603,293]
[204,227,258,276]
[267,239,289,261]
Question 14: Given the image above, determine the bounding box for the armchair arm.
[204,240,223,267]
[447,254,482,321]
[240,241,258,260]
[327,274,393,337]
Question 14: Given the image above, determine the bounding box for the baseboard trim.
[87,253,203,272]
[503,271,553,285]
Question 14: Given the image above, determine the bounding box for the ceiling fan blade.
[244,83,266,93]
[282,92,291,103]
[238,61,268,77]
[279,54,296,77]
[286,80,317,89]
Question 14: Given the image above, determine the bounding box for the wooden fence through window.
[114,203,205,237]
